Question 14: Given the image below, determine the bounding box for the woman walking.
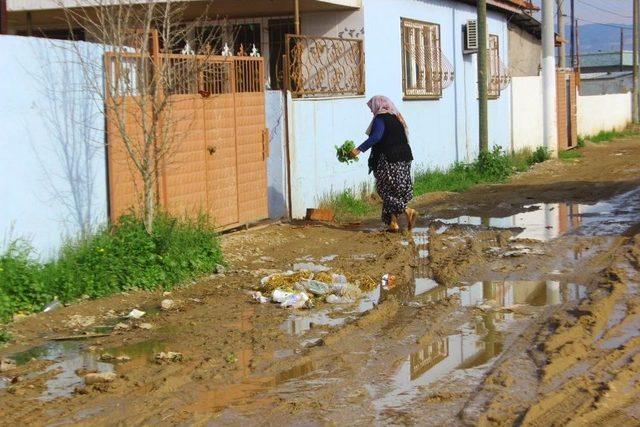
[351,95,417,232]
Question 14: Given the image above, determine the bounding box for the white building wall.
[0,35,107,258]
[288,0,512,218]
[577,92,632,137]
[511,76,544,152]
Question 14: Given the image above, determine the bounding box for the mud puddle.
[372,280,586,415]
[1,338,167,401]
[434,187,640,240]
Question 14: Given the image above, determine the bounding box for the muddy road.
[3,137,640,426]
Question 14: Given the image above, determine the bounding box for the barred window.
[401,19,442,99]
[488,34,500,99]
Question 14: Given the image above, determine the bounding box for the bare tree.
[59,0,225,233]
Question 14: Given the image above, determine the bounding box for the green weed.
[582,128,637,144]
[527,146,551,166]
[413,146,545,198]
[0,329,11,344]
[559,149,583,161]
[319,188,377,221]
[0,214,223,323]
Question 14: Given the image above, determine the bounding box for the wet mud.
[3,138,640,425]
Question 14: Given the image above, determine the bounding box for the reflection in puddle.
[9,341,113,401]
[374,312,505,412]
[436,187,640,240]
[280,286,381,336]
[3,338,167,401]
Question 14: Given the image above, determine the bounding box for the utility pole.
[634,0,639,123]
[570,0,575,67]
[557,0,566,69]
[542,0,558,156]
[621,28,625,72]
[477,0,489,153]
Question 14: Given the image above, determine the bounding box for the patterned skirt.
[373,154,413,225]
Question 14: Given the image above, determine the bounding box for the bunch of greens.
[335,140,358,164]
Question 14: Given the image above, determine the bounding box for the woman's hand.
[350,148,361,158]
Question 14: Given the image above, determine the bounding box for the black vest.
[368,113,413,173]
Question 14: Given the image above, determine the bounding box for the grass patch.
[319,187,377,221]
[582,128,638,144]
[559,149,583,161]
[0,214,223,323]
[0,329,11,344]
[413,146,549,198]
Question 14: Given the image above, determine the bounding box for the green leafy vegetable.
[335,140,358,164]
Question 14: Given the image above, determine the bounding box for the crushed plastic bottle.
[43,299,62,313]
[299,279,330,295]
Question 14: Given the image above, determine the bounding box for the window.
[488,34,500,99]
[401,18,442,99]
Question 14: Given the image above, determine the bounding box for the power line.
[576,17,632,29]
[577,0,632,19]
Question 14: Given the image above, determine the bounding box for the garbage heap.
[252,270,377,309]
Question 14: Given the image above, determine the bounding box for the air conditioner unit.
[464,20,478,53]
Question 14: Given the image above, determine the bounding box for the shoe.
[406,208,417,230]
[388,214,400,233]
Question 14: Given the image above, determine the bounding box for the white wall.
[577,92,632,137]
[511,76,543,152]
[288,0,512,218]
[0,35,107,258]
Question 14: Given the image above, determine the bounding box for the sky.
[531,0,633,26]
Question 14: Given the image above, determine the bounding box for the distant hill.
[569,23,632,53]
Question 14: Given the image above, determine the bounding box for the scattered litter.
[155,352,183,363]
[138,323,153,330]
[189,298,203,304]
[382,274,397,291]
[326,294,355,304]
[100,353,114,361]
[332,274,348,284]
[319,254,338,262]
[160,299,175,311]
[84,372,117,385]
[331,283,362,299]
[43,299,62,313]
[0,359,16,372]
[251,291,270,304]
[278,291,310,309]
[127,309,146,319]
[162,291,172,297]
[292,262,331,273]
[113,323,130,331]
[272,289,295,303]
[115,355,131,362]
[215,264,226,274]
[65,315,96,329]
[260,256,276,262]
[299,279,331,296]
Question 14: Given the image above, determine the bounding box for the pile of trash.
[252,270,376,309]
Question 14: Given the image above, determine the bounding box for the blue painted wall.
[288,0,512,218]
[0,36,107,258]
[265,90,288,219]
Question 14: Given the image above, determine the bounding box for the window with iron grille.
[401,18,442,99]
[488,34,500,99]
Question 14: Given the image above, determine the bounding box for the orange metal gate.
[105,53,269,229]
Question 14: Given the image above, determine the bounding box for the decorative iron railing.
[285,35,365,98]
